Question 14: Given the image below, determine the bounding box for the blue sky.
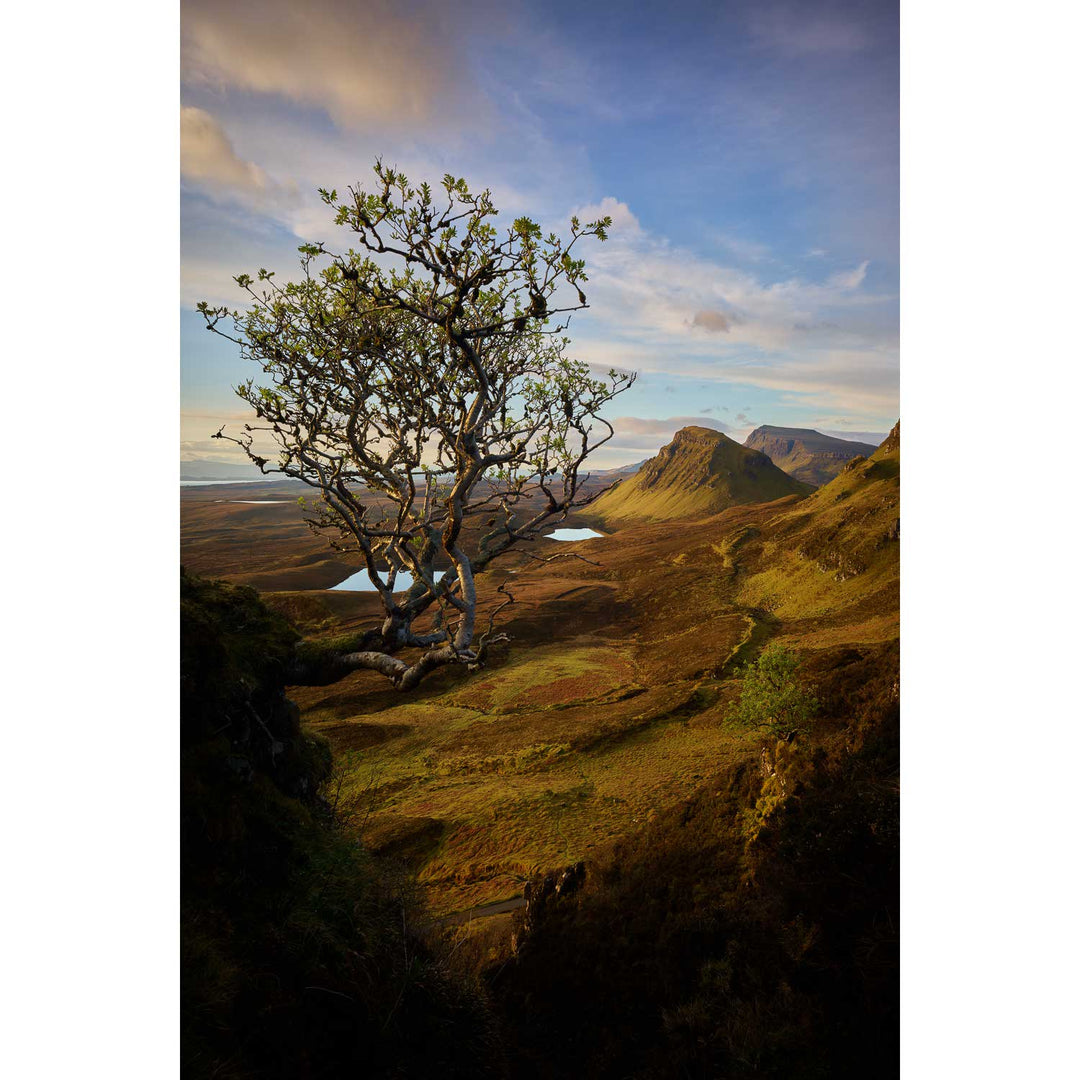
[181,0,898,467]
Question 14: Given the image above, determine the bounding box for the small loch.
[544,528,605,541]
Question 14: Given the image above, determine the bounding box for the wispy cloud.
[565,194,896,418]
[181,0,489,133]
[597,414,733,461]
[692,310,738,333]
[828,260,870,289]
[181,107,268,191]
[745,1,875,57]
[612,415,732,438]
[181,407,278,464]
[180,107,301,215]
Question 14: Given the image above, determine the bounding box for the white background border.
[2,1,1079,1075]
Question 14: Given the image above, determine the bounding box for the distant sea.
[180,478,280,487]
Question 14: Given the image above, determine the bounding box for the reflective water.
[544,527,605,541]
[331,569,449,593]
[180,479,278,486]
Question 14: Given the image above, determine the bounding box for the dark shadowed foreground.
[180,572,499,1078]
[495,641,898,1078]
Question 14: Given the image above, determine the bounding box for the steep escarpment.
[488,428,902,1077]
[180,570,497,1079]
[497,642,898,1079]
[732,421,900,632]
[744,426,878,487]
[588,426,811,524]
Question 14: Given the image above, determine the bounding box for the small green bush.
[729,644,819,739]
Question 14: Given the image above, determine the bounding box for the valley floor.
[181,431,898,924]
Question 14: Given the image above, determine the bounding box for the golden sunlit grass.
[293,633,754,914]
[277,425,900,918]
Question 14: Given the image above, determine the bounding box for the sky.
[180,0,898,469]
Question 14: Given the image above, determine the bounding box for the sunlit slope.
[278,423,899,917]
[588,426,811,524]
[734,421,900,640]
[744,425,878,487]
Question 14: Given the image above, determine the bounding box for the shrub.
[729,644,819,739]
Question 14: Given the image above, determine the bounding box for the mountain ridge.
[743,425,878,488]
[587,425,811,524]
[180,458,266,481]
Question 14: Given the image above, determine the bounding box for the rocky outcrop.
[512,861,587,952]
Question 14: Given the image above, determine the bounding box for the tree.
[729,644,819,739]
[198,163,634,691]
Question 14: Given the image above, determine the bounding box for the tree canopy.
[198,163,634,689]
[729,644,819,739]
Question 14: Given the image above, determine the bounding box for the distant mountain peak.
[180,457,265,481]
[589,425,810,524]
[744,427,879,488]
[671,424,728,442]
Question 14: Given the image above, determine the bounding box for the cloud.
[821,429,889,445]
[692,310,734,333]
[590,413,749,465]
[572,196,640,236]
[181,106,302,220]
[181,248,288,310]
[181,107,269,191]
[561,198,896,419]
[598,414,734,458]
[181,0,486,133]
[180,439,251,463]
[181,407,279,463]
[828,260,870,290]
[746,2,874,57]
[568,209,882,348]
[614,415,731,438]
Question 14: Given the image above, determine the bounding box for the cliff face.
[589,426,811,524]
[744,426,879,488]
[180,571,497,1078]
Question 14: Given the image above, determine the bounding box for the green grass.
[716,610,777,677]
[295,639,759,915]
[284,422,900,918]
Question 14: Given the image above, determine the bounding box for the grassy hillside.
[744,425,879,487]
[485,423,900,1076]
[272,423,899,922]
[587,426,811,525]
[496,642,898,1078]
[734,421,899,636]
[182,419,900,1076]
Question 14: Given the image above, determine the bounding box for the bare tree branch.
[198,163,635,691]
